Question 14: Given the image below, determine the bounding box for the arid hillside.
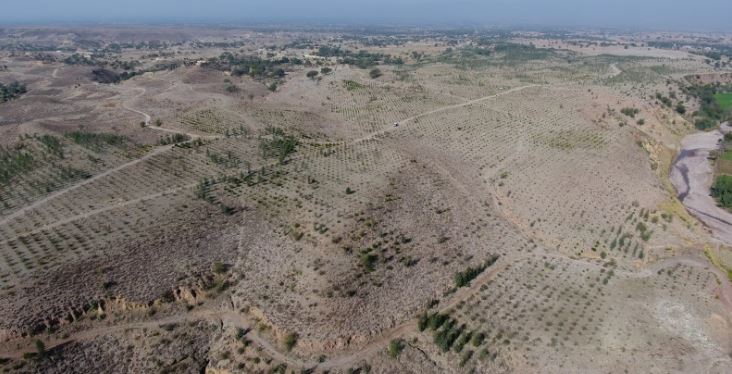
[0,26,731,373]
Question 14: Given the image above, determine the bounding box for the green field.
[714,92,732,111]
[722,149,732,161]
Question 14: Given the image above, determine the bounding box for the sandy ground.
[670,123,732,244]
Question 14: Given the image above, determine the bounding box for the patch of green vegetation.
[655,93,672,107]
[722,149,732,161]
[258,127,298,164]
[453,255,499,288]
[343,80,365,91]
[283,333,298,351]
[65,131,127,151]
[206,149,240,168]
[0,145,35,185]
[620,107,640,118]
[158,133,190,145]
[205,52,291,80]
[715,92,732,111]
[0,81,27,102]
[359,247,379,272]
[683,83,732,130]
[493,42,558,62]
[315,46,403,68]
[36,134,64,158]
[387,339,404,359]
[212,261,227,274]
[369,68,382,79]
[711,174,732,210]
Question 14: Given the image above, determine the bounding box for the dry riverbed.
[670,123,732,244]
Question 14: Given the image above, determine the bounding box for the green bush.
[620,107,640,118]
[712,174,732,209]
[387,339,404,358]
[259,127,298,164]
[283,333,298,351]
[453,255,499,288]
[65,131,127,150]
[0,81,27,102]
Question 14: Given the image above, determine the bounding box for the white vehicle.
[393,122,399,127]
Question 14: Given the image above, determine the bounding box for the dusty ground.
[0,26,731,373]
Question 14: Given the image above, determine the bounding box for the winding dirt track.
[122,88,223,140]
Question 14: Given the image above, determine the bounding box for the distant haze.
[1,0,731,31]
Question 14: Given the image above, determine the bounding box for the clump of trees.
[0,81,27,102]
[258,127,298,164]
[620,107,640,118]
[682,83,732,130]
[204,52,292,81]
[315,46,403,68]
[453,255,499,288]
[158,133,191,145]
[65,131,127,150]
[712,174,732,209]
[0,144,34,185]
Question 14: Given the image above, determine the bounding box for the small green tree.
[212,261,227,274]
[306,70,319,79]
[284,333,298,351]
[388,339,404,359]
[35,339,46,359]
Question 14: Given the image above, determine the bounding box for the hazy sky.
[1,0,731,31]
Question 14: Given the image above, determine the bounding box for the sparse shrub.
[284,333,298,351]
[369,68,382,79]
[387,339,404,358]
[259,127,298,164]
[344,80,365,91]
[212,261,227,274]
[459,349,473,367]
[676,103,686,114]
[34,340,46,360]
[418,312,429,331]
[620,107,640,118]
[359,250,378,272]
[471,332,485,346]
[427,312,449,330]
